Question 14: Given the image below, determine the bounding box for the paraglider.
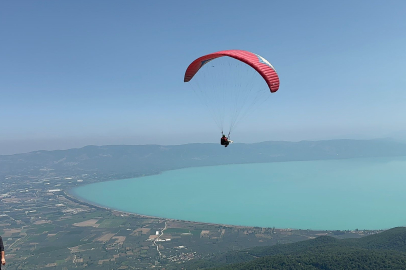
[184,50,280,147]
[220,134,233,147]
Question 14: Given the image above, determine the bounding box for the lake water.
[71,157,406,230]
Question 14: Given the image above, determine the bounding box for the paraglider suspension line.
[222,131,231,139]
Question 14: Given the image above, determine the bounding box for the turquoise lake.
[71,157,406,230]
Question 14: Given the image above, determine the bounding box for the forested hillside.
[178,227,406,270]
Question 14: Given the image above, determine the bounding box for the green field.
[165,228,191,234]
[96,218,126,228]
[35,224,56,233]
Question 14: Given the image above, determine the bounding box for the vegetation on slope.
[179,227,406,270]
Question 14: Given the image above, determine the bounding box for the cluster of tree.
[180,227,406,270]
[213,249,406,269]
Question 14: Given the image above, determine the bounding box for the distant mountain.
[387,130,406,143]
[179,227,406,270]
[1,139,406,178]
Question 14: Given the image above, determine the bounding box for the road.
[153,221,167,258]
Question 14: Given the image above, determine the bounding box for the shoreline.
[63,189,285,230]
[62,156,406,232]
[63,189,388,233]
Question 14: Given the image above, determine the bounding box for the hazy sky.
[1,0,406,154]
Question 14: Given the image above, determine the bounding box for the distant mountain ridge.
[1,139,406,178]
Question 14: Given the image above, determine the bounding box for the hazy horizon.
[2,0,406,154]
[2,133,406,156]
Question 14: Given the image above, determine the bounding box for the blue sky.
[1,0,406,154]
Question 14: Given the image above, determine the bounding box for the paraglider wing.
[184,50,280,93]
